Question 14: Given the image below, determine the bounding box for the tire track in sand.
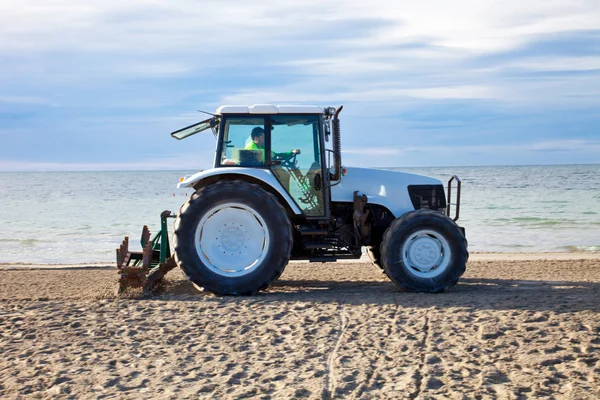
[323,305,349,400]
[410,313,430,400]
[351,300,401,397]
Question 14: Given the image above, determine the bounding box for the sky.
[0,0,599,171]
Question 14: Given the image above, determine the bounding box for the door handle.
[314,173,322,191]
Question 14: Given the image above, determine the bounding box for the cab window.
[219,117,266,167]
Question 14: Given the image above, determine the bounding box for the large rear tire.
[173,180,292,295]
[380,209,468,293]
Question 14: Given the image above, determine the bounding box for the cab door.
[268,115,328,218]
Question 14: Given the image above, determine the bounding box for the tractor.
[117,105,467,295]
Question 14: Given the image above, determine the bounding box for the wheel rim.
[401,230,451,278]
[194,203,270,277]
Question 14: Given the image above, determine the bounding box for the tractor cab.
[172,105,343,220]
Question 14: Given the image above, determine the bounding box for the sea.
[0,164,598,264]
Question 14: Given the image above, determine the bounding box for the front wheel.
[173,180,293,295]
[380,209,468,293]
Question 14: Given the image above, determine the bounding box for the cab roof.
[216,104,325,115]
[171,104,330,140]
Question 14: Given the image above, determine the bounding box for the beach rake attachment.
[116,210,178,295]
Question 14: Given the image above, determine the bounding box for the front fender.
[178,167,303,215]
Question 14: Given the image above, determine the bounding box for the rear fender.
[178,168,303,216]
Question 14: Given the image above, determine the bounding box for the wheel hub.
[401,230,451,277]
[410,236,441,271]
[219,225,246,253]
[194,203,269,277]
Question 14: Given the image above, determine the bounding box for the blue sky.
[0,0,599,171]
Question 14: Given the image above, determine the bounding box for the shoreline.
[1,251,598,270]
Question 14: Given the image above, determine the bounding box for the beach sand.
[1,254,599,399]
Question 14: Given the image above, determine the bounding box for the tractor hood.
[330,167,443,218]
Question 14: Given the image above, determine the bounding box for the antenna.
[197,109,217,117]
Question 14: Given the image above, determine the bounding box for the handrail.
[446,175,461,221]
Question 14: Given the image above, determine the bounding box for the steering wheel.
[279,152,298,169]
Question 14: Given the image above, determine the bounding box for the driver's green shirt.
[245,141,267,152]
[244,142,291,162]
[244,141,269,162]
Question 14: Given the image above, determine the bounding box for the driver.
[245,127,300,162]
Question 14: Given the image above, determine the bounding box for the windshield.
[171,117,218,140]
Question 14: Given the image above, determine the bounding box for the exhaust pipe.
[331,105,343,181]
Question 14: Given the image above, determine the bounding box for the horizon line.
[0,162,599,173]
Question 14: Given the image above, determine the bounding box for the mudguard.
[177,167,303,215]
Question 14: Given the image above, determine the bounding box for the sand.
[1,255,599,399]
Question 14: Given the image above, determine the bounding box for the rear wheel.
[380,209,468,293]
[173,180,292,295]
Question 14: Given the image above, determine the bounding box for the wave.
[489,217,600,228]
[512,217,549,222]
[0,238,52,245]
[500,217,571,227]
[562,245,600,253]
[496,244,535,248]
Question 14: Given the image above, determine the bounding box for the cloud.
[343,148,404,156]
[530,140,600,152]
[0,96,55,105]
[3,1,599,54]
[0,153,213,172]
[1,1,600,169]
[341,140,600,167]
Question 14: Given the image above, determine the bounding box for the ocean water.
[0,165,598,264]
